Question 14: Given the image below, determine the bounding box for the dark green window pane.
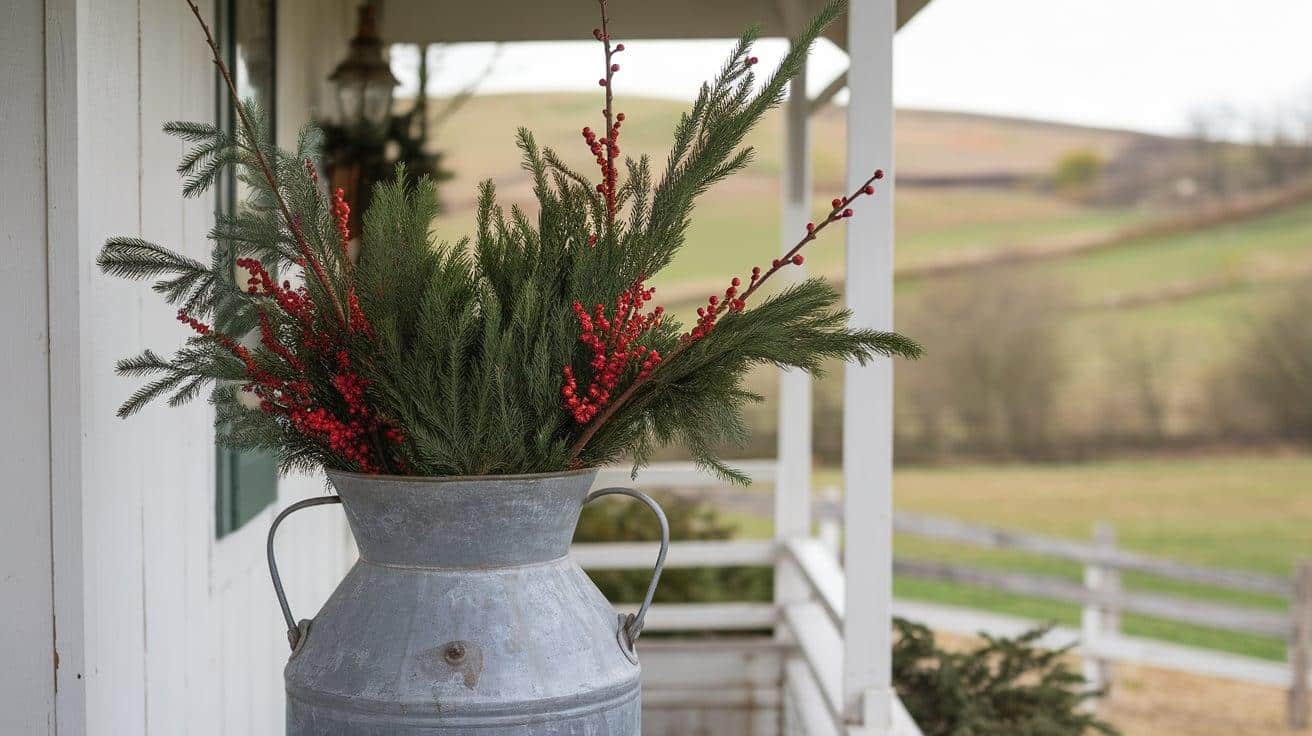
[216,444,279,537]
[215,0,278,538]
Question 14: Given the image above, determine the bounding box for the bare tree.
[899,269,1069,460]
[1188,105,1237,197]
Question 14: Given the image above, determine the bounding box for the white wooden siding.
[22,0,357,733]
[1,1,56,734]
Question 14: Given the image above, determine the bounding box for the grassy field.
[428,94,1312,661]
[715,454,1311,661]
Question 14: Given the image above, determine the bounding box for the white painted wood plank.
[76,0,149,728]
[785,658,842,736]
[643,687,783,708]
[615,602,778,632]
[639,637,786,689]
[176,5,221,730]
[891,599,1294,687]
[0,1,56,732]
[842,0,898,728]
[785,602,845,720]
[572,540,775,569]
[893,559,1290,637]
[786,537,847,626]
[45,0,89,725]
[139,0,207,731]
[895,512,1291,597]
[594,460,777,489]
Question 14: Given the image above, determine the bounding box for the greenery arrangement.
[893,619,1118,736]
[99,0,919,481]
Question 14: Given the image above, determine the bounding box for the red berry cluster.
[581,114,623,220]
[332,186,351,258]
[679,169,885,345]
[215,250,394,472]
[586,1,625,224]
[561,279,664,424]
[686,275,748,343]
[238,258,314,323]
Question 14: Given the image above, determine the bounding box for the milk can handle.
[267,495,343,652]
[584,487,669,657]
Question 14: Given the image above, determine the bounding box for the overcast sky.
[393,0,1312,138]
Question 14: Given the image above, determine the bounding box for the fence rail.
[893,512,1293,597]
[882,513,1312,730]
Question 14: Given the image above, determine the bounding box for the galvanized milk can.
[266,468,668,735]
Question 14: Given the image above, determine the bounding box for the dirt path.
[933,632,1294,735]
[1099,661,1292,735]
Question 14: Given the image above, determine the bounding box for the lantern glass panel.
[363,81,394,127]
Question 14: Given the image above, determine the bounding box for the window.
[215,0,278,538]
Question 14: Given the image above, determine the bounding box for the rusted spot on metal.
[423,640,482,690]
[443,642,467,665]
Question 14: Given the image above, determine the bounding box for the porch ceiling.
[379,0,930,46]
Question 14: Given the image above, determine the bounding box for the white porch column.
[842,0,897,730]
[775,54,814,617]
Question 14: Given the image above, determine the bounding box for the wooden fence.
[875,512,1312,729]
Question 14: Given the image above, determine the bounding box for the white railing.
[782,537,923,736]
[581,460,921,736]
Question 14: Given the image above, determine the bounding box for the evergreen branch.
[162,120,222,142]
[566,166,896,461]
[183,0,348,329]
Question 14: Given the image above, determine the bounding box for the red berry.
[831,198,843,208]
[611,63,620,72]
[806,222,815,232]
[874,169,885,179]
[599,79,608,86]
[843,208,854,218]
[616,112,625,122]
[792,254,804,265]
[615,43,625,51]
[864,185,875,195]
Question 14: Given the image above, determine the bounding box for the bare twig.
[183,0,348,329]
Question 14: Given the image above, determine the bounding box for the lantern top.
[329,5,400,88]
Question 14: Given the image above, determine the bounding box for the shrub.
[1054,149,1103,195]
[575,491,771,606]
[893,619,1117,736]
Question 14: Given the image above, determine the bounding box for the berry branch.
[183,0,349,330]
[565,169,887,461]
[587,0,625,227]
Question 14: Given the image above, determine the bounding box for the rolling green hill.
[424,93,1312,443]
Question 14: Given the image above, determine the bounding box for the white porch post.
[843,0,897,730]
[775,54,814,619]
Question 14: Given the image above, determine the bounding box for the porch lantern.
[329,4,398,132]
